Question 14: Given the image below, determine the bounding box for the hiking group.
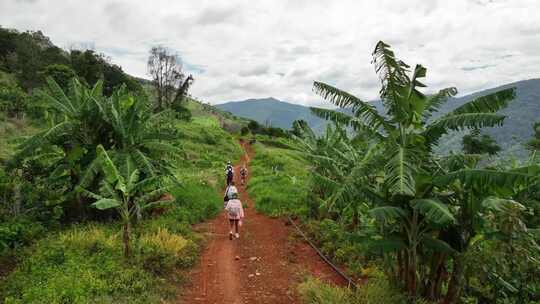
[223,161,247,240]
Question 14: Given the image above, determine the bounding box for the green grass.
[1,111,242,303]
[247,138,310,217]
[298,275,410,304]
[175,115,243,188]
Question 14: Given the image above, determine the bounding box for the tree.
[70,49,103,86]
[80,145,172,258]
[462,129,501,155]
[309,41,519,302]
[147,46,193,110]
[0,82,27,118]
[13,78,179,220]
[526,121,540,152]
[41,64,76,90]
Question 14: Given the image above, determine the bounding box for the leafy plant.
[305,41,533,303]
[79,145,173,258]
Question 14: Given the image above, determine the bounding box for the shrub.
[0,217,45,255]
[355,275,407,304]
[298,275,407,304]
[137,228,192,274]
[298,277,353,304]
[1,225,162,304]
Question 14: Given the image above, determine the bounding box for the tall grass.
[247,139,310,216]
[298,276,410,304]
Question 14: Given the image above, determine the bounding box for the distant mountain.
[433,79,540,158]
[216,97,329,133]
[217,79,540,157]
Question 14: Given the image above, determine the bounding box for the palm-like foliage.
[79,145,172,257]
[12,77,180,215]
[305,41,529,302]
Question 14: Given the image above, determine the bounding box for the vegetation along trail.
[179,140,346,303]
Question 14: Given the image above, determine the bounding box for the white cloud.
[1,0,539,105]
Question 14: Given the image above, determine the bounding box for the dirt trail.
[178,140,346,303]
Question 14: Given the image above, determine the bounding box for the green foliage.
[0,217,45,255]
[1,225,173,303]
[462,129,501,155]
[247,141,309,216]
[298,277,353,304]
[0,27,143,96]
[302,40,538,304]
[0,82,27,118]
[526,121,540,152]
[298,275,408,304]
[11,78,178,221]
[137,228,193,274]
[41,64,76,90]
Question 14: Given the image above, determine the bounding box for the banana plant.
[310,41,517,300]
[12,78,180,218]
[79,145,172,258]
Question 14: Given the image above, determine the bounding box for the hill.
[216,97,329,133]
[217,79,540,157]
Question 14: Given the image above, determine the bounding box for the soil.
[178,140,346,304]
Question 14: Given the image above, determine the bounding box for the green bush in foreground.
[298,275,410,304]
[1,225,162,304]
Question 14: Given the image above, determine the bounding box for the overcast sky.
[1,0,540,106]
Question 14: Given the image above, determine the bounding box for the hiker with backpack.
[224,192,244,240]
[240,165,248,185]
[223,181,238,207]
[225,161,234,186]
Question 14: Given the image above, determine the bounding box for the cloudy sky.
[1,0,540,106]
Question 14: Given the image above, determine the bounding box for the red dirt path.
[178,140,346,304]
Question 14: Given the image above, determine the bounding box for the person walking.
[225,161,234,186]
[240,165,248,185]
[225,192,244,240]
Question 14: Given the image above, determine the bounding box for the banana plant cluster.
[11,78,180,217]
[78,145,172,258]
[303,41,539,303]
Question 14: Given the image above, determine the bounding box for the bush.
[0,217,45,255]
[298,277,353,304]
[1,225,162,303]
[137,228,193,274]
[298,275,407,304]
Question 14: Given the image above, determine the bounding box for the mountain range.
[216,79,540,157]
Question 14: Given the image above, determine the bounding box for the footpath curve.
[178,140,346,304]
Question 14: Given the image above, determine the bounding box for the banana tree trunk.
[427,252,446,300]
[397,250,404,282]
[444,255,464,304]
[407,247,418,298]
[123,221,131,258]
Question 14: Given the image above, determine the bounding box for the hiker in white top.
[225,192,244,240]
